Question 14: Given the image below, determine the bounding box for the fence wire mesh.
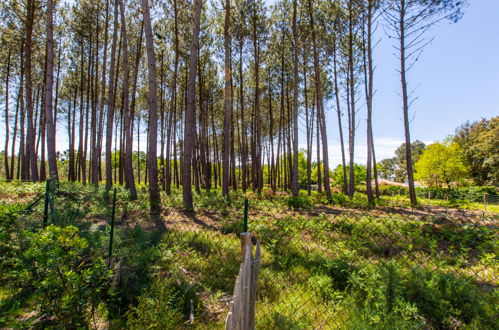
[2,182,498,329]
[166,202,497,329]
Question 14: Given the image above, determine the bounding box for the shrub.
[0,202,26,283]
[23,225,112,327]
[287,195,313,209]
[127,277,201,328]
[381,186,498,202]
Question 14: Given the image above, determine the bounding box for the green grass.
[0,181,497,328]
[381,194,499,213]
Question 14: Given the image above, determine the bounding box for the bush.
[343,262,497,329]
[0,202,26,283]
[127,276,202,328]
[381,186,497,202]
[23,225,112,327]
[287,195,313,209]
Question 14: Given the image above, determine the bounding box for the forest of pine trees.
[0,0,465,212]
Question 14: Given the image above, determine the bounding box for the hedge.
[380,186,498,202]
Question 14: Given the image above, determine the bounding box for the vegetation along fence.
[2,183,497,328]
[162,200,497,329]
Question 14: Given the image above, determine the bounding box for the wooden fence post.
[226,232,261,330]
[248,242,261,329]
[242,237,251,329]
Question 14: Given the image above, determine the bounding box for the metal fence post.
[484,192,487,212]
[243,199,249,233]
[108,188,117,267]
[43,180,49,227]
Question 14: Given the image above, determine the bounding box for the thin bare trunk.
[222,0,232,196]
[25,0,39,181]
[291,0,299,197]
[142,0,162,218]
[183,0,203,211]
[105,0,119,188]
[4,50,11,180]
[308,0,331,199]
[45,0,58,182]
[119,0,137,199]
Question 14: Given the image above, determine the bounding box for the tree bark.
[4,50,11,180]
[251,0,262,193]
[44,0,59,182]
[105,0,119,188]
[119,0,137,199]
[399,0,417,206]
[364,1,374,205]
[142,0,162,219]
[25,0,39,181]
[333,41,348,195]
[347,0,356,198]
[308,0,331,199]
[222,0,232,197]
[291,0,299,197]
[183,0,203,211]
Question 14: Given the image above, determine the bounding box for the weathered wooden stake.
[226,232,261,330]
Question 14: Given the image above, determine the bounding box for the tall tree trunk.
[303,51,313,195]
[308,0,331,199]
[252,0,262,193]
[90,3,101,186]
[142,0,162,218]
[183,0,203,211]
[45,0,58,182]
[399,0,417,206]
[364,1,374,205]
[291,0,299,197]
[222,0,232,197]
[105,0,119,189]
[68,88,77,181]
[269,86,276,192]
[25,0,39,181]
[238,38,247,193]
[97,0,110,183]
[119,0,137,199]
[347,0,356,198]
[83,35,93,185]
[4,50,11,180]
[39,89,46,181]
[10,63,22,180]
[333,40,348,195]
[166,0,180,194]
[19,85,26,180]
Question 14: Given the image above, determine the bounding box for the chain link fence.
[162,201,498,329]
[3,183,498,328]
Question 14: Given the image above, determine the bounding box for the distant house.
[375,178,424,188]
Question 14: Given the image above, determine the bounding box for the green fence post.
[484,192,487,212]
[243,198,249,233]
[43,180,49,227]
[108,188,117,267]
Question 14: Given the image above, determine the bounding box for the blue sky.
[322,0,499,166]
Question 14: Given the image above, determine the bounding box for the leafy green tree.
[415,142,469,188]
[394,140,426,182]
[377,158,396,181]
[453,116,498,186]
[332,164,367,189]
